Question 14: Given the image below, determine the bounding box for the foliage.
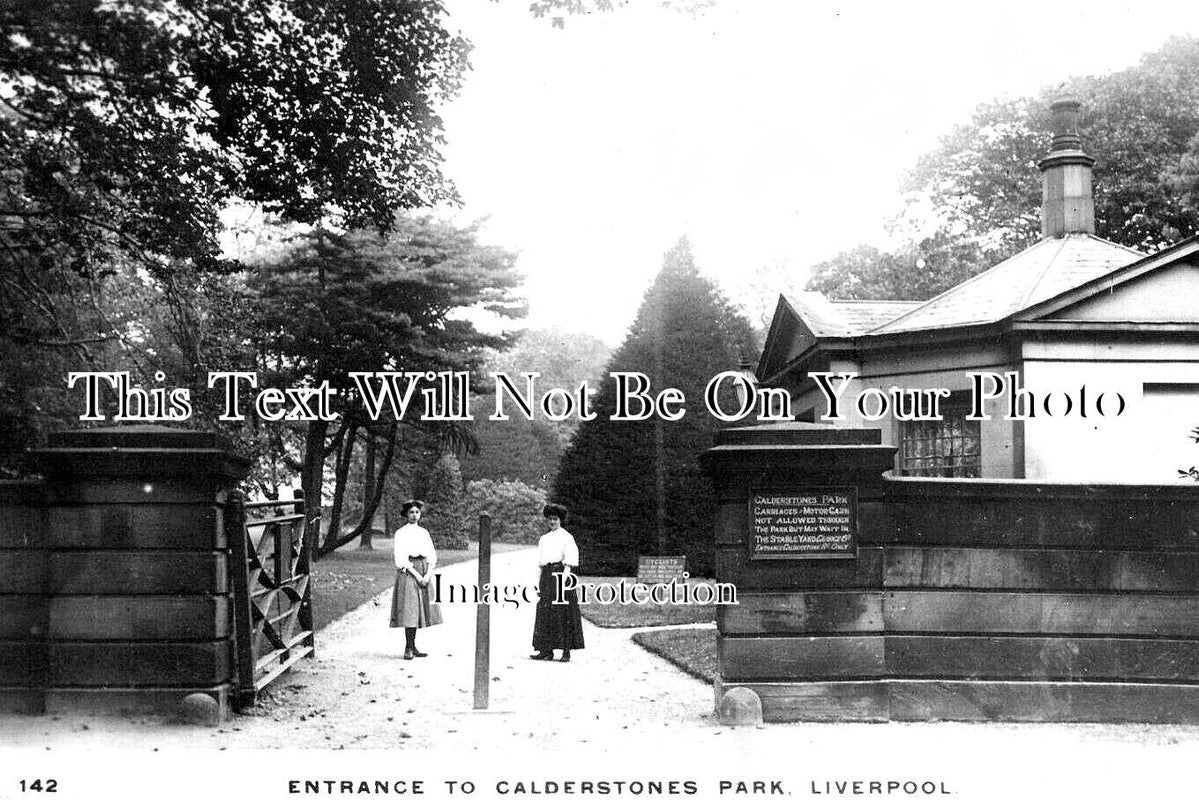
[552,237,756,577]
[528,0,716,28]
[462,328,611,487]
[805,236,992,303]
[808,37,1199,301]
[0,0,471,476]
[1,0,467,279]
[250,216,523,556]
[461,417,563,488]
[1183,426,1199,482]
[462,479,547,544]
[421,453,467,550]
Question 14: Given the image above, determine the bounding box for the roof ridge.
[1085,232,1146,258]
[829,298,922,305]
[1017,234,1072,311]
[869,239,1056,333]
[783,291,851,336]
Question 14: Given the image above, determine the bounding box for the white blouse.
[537,528,579,567]
[393,523,437,570]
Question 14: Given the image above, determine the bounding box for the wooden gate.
[227,490,315,708]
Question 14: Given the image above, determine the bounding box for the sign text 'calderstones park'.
[748,489,857,559]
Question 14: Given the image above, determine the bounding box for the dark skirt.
[532,562,585,652]
[389,556,443,628]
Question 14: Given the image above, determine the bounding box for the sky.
[438,0,1199,345]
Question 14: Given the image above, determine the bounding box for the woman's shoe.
[530,652,552,660]
[558,651,571,663]
[412,648,428,658]
[403,648,415,660]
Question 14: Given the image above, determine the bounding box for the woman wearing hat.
[531,503,585,662]
[390,500,442,659]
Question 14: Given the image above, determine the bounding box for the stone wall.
[706,422,1199,722]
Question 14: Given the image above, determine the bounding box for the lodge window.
[897,397,981,478]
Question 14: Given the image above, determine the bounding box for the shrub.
[462,479,547,544]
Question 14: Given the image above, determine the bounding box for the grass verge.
[575,576,719,628]
[631,628,717,684]
[309,539,526,631]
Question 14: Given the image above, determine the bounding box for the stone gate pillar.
[701,422,895,723]
[28,425,250,720]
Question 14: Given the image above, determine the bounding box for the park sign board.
[748,488,857,559]
[637,555,688,584]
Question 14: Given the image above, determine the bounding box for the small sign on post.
[748,488,857,559]
[637,555,687,584]
[473,513,491,710]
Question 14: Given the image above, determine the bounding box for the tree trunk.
[358,432,377,550]
[319,423,398,557]
[322,421,359,553]
[300,419,329,560]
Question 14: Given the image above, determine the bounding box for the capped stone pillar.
[31,425,250,720]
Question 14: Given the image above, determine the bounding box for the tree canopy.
[0,1,473,477]
[1,0,467,281]
[251,216,523,555]
[808,36,1199,301]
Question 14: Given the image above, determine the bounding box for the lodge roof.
[868,233,1144,334]
[780,294,921,337]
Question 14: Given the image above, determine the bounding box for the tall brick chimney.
[1038,99,1095,238]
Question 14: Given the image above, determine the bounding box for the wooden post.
[473,512,491,710]
[294,489,315,658]
[226,489,256,709]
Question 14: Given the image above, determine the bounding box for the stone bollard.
[718,686,763,726]
[178,692,221,726]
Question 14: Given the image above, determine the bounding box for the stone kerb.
[9,425,250,721]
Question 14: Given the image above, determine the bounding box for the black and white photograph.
[3,1,1199,797]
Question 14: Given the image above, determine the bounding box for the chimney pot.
[1039,98,1095,238]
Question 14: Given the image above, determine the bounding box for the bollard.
[473,512,491,710]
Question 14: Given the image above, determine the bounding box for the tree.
[250,216,523,557]
[462,328,611,488]
[1,1,467,277]
[422,453,467,550]
[904,39,1199,253]
[0,1,470,474]
[809,37,1199,300]
[806,236,994,302]
[553,237,756,576]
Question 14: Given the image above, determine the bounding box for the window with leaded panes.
[897,398,981,478]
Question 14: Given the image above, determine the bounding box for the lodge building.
[756,100,1199,482]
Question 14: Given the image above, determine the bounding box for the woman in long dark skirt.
[531,503,585,662]
[390,500,442,659]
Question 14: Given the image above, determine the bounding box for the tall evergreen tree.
[553,238,756,576]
